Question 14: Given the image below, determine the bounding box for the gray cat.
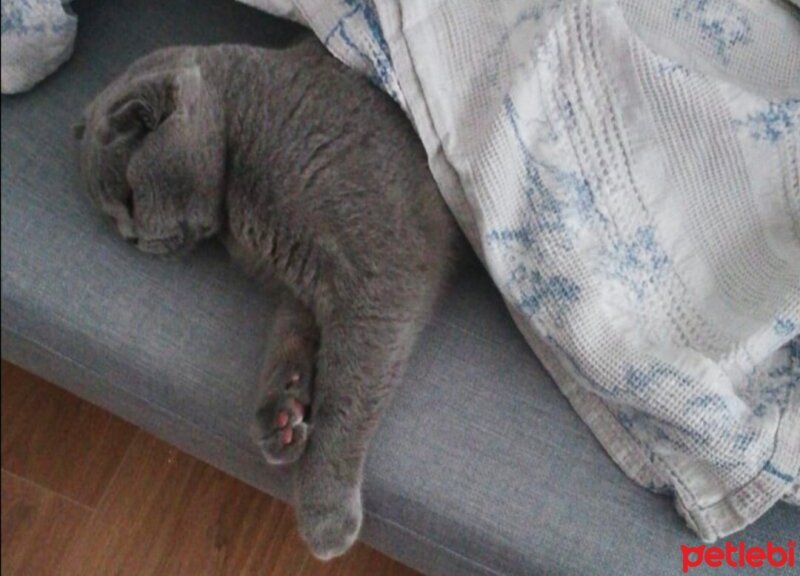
[77,38,462,559]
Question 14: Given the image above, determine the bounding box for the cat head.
[76,50,227,257]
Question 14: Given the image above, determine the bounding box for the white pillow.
[1,0,77,94]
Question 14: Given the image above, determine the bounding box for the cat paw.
[297,490,362,560]
[252,362,312,465]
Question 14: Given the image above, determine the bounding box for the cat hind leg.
[252,289,318,465]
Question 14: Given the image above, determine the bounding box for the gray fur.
[78,39,462,560]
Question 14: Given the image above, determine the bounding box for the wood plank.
[61,432,313,576]
[1,364,137,508]
[1,471,91,576]
[299,542,422,576]
[152,457,312,576]
[237,504,316,576]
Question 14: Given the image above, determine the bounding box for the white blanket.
[244,0,800,541]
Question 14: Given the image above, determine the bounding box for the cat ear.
[99,72,176,145]
[108,98,159,133]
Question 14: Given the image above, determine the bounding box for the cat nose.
[125,236,138,245]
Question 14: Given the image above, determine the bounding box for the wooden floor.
[1,361,421,576]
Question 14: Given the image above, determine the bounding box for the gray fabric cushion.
[2,1,797,575]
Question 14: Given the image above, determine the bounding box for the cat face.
[77,52,226,257]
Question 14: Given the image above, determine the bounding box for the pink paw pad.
[275,399,308,446]
[276,410,289,428]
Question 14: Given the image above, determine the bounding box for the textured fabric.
[244,0,800,541]
[1,0,77,94]
[2,1,798,575]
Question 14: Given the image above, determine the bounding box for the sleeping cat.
[77,38,462,559]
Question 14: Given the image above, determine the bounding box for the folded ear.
[108,98,159,133]
[98,71,177,145]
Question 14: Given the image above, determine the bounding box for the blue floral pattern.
[2,0,45,35]
[736,99,800,143]
[672,0,752,64]
[603,227,669,300]
[323,0,399,100]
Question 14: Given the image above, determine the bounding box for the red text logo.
[682,541,795,572]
